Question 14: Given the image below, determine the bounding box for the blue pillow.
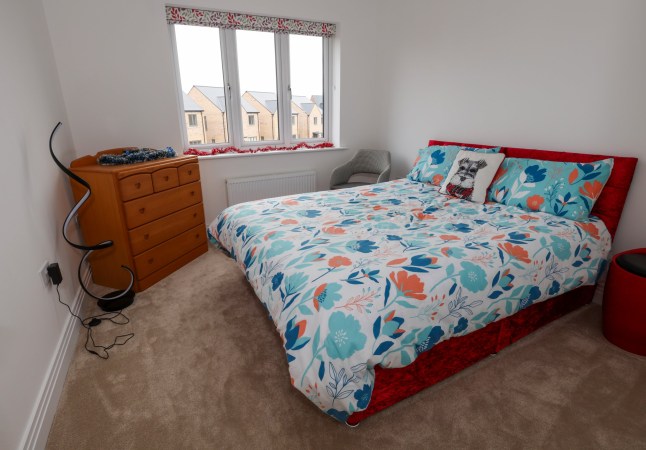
[487,157,614,221]
[408,145,501,186]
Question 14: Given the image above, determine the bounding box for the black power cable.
[55,285,134,359]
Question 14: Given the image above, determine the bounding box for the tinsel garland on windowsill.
[184,142,334,156]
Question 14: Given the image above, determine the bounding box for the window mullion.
[275,33,291,146]
[323,37,332,143]
[221,28,243,148]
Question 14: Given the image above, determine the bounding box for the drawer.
[152,167,179,192]
[129,204,205,255]
[134,225,206,279]
[123,181,202,229]
[178,163,200,185]
[119,173,153,201]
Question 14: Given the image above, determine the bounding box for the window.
[168,7,334,149]
[188,114,198,127]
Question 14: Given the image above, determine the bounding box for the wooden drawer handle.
[144,233,150,240]
[193,213,197,218]
[195,233,200,238]
[190,191,195,196]
[188,170,193,175]
[135,182,141,189]
[139,208,146,214]
[148,258,154,264]
[164,175,169,181]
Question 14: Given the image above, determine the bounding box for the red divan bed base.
[346,139,638,425]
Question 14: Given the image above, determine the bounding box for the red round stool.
[603,248,646,356]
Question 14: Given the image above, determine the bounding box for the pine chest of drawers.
[69,150,208,292]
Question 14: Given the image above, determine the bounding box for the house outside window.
[169,7,334,150]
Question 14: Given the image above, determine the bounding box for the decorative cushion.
[439,150,505,203]
[487,157,614,221]
[407,145,501,186]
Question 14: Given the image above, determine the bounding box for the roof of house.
[292,95,316,114]
[183,93,204,112]
[193,86,259,113]
[245,91,278,114]
[311,95,323,110]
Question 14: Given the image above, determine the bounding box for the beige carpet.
[47,246,646,449]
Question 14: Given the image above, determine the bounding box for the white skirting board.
[226,170,316,206]
[20,266,91,450]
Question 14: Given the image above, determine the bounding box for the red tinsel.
[184,141,334,156]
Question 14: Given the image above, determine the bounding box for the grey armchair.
[330,149,391,190]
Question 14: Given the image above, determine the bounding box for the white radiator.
[226,170,316,206]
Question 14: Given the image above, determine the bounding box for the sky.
[174,25,323,100]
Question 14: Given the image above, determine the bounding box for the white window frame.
[170,25,332,151]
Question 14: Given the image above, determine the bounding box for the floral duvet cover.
[209,179,611,422]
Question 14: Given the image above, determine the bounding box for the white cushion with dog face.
[439,150,505,203]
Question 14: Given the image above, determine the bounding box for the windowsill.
[192,146,348,160]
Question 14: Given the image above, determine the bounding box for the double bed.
[209,140,637,425]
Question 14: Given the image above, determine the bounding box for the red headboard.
[428,139,638,239]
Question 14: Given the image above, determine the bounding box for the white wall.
[376,0,646,252]
[0,1,83,448]
[42,0,389,225]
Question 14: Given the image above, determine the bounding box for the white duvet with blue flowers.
[209,179,611,422]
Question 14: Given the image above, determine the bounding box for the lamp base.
[97,290,135,312]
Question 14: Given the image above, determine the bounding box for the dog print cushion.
[440,150,505,203]
[487,157,614,221]
[407,145,501,186]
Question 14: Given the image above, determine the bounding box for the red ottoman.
[603,248,646,356]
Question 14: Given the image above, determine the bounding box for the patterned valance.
[166,6,336,37]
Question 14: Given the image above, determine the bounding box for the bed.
[209,140,637,425]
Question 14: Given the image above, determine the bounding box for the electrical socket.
[39,260,51,287]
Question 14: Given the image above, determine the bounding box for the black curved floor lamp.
[49,122,135,311]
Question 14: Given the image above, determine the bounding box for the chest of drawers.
[69,150,208,292]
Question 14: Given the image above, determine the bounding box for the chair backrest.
[350,149,391,174]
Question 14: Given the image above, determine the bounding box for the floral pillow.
[487,157,614,221]
[407,145,501,186]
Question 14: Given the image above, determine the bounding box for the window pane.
[290,35,324,140]
[174,25,228,144]
[237,30,279,142]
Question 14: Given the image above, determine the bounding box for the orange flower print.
[389,271,427,301]
[526,195,545,211]
[498,242,531,264]
[281,219,298,225]
[519,214,539,221]
[579,180,603,200]
[387,258,408,266]
[491,166,508,185]
[439,234,460,241]
[328,256,352,268]
[282,199,299,206]
[432,173,444,185]
[575,222,600,240]
[568,168,579,184]
[322,226,346,235]
[413,209,436,220]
